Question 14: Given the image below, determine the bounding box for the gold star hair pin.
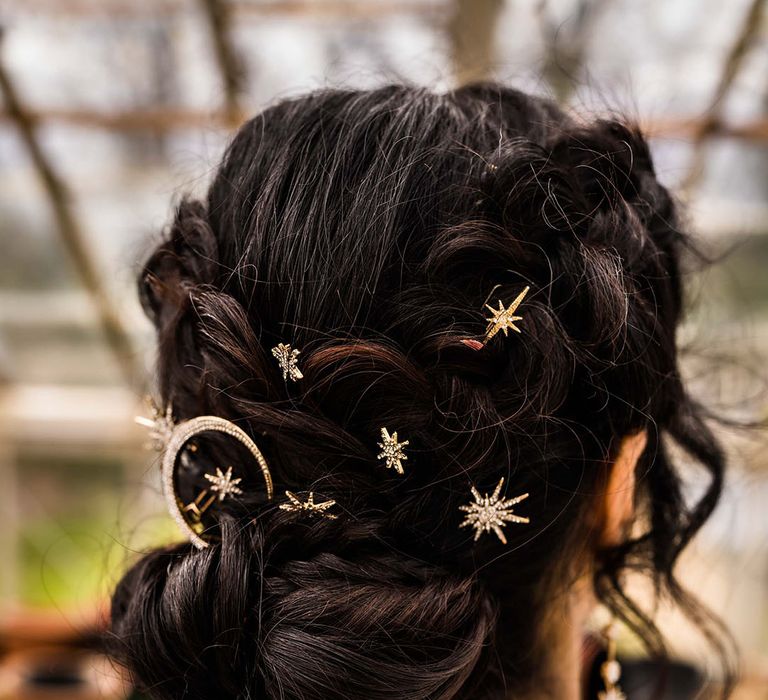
[459,477,530,544]
[483,285,530,343]
[182,466,244,523]
[377,427,409,475]
[204,466,244,500]
[271,342,304,382]
[279,491,337,519]
[134,397,175,451]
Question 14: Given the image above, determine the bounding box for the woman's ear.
[600,431,647,547]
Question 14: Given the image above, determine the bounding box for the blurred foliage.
[14,452,174,608]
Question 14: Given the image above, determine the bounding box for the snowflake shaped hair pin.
[377,427,409,475]
[204,466,244,501]
[271,342,304,382]
[459,477,530,544]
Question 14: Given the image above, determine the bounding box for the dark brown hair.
[109,84,730,699]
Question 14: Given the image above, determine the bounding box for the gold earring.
[598,622,625,700]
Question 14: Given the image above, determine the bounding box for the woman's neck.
[512,575,594,700]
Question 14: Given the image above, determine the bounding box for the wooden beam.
[7,0,442,19]
[642,116,768,142]
[3,107,768,143]
[0,106,241,131]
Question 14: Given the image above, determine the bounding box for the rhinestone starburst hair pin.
[134,398,175,451]
[204,466,244,501]
[279,491,337,519]
[484,286,530,342]
[377,427,409,475]
[459,477,530,544]
[271,342,304,381]
[183,465,244,523]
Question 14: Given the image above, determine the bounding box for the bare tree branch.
[198,0,244,122]
[0,39,142,388]
[682,0,766,192]
[536,0,611,103]
[448,0,503,86]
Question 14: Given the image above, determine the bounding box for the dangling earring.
[598,621,625,700]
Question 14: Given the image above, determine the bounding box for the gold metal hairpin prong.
[204,466,244,501]
[483,285,530,342]
[459,477,530,544]
[182,490,216,523]
[279,491,338,519]
[376,427,409,475]
[271,342,304,382]
[134,397,175,451]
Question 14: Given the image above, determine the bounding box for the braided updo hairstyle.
[110,85,730,699]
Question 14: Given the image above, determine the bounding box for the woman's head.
[110,84,727,698]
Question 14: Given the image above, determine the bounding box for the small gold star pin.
[279,491,337,519]
[484,286,530,342]
[377,427,409,475]
[204,466,244,501]
[271,342,304,382]
[459,477,530,544]
[134,397,175,451]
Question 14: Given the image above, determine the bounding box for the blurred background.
[0,0,766,698]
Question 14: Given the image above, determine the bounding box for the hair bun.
[110,516,495,699]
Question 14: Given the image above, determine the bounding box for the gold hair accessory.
[181,465,243,523]
[136,412,273,549]
[279,491,337,519]
[484,286,530,342]
[271,342,304,381]
[598,622,625,700]
[377,427,409,475]
[459,477,530,544]
[134,398,175,451]
[204,466,244,500]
